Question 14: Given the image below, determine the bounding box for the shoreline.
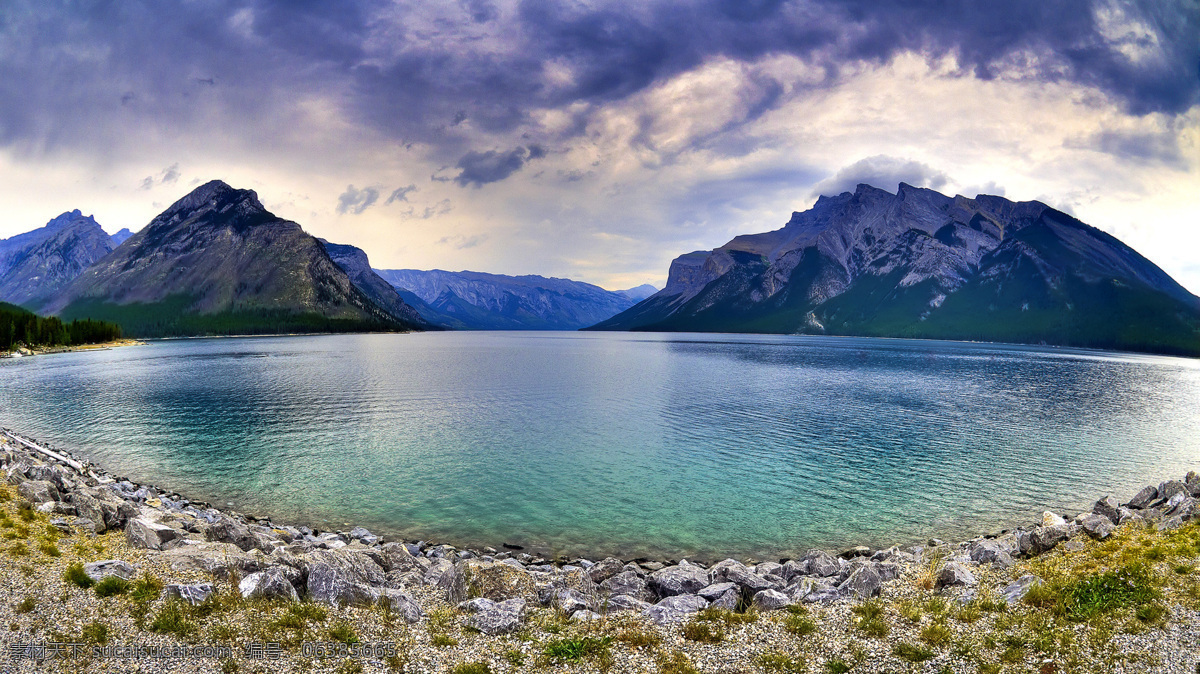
[2,426,1200,672]
[1,338,145,359]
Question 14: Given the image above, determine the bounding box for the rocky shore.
[2,427,1199,673]
[0,338,144,358]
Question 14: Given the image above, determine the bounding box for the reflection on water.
[1,332,1198,560]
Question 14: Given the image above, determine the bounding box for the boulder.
[423,559,455,587]
[722,565,777,596]
[644,595,707,623]
[1000,575,1042,604]
[602,594,652,613]
[543,587,596,614]
[936,562,977,589]
[969,540,1014,567]
[161,542,264,579]
[461,598,526,635]
[448,560,536,603]
[84,560,137,583]
[648,565,709,598]
[1028,525,1070,554]
[1042,511,1067,527]
[36,501,74,515]
[755,561,784,577]
[750,589,792,611]
[1127,485,1158,509]
[239,568,299,602]
[697,582,737,601]
[709,587,739,610]
[1158,481,1190,502]
[379,589,424,623]
[126,518,180,550]
[305,549,387,607]
[587,557,625,584]
[1159,516,1184,531]
[571,610,603,622]
[799,550,841,578]
[163,583,215,606]
[1093,496,1120,524]
[1079,514,1115,539]
[18,480,59,504]
[837,565,882,598]
[349,527,379,545]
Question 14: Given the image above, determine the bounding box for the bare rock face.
[305,549,387,606]
[126,517,180,550]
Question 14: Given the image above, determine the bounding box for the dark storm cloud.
[810,156,950,198]
[453,145,545,187]
[336,185,380,214]
[0,0,1196,159]
[1069,127,1189,169]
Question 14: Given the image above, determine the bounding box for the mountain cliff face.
[590,183,1200,356]
[110,228,134,245]
[319,240,431,328]
[0,210,115,307]
[374,269,648,330]
[42,181,422,337]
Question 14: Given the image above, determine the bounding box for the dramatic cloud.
[336,185,380,215]
[810,156,950,199]
[454,146,546,187]
[0,0,1196,293]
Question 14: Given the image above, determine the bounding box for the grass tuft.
[893,642,935,662]
[64,562,94,589]
[94,575,130,597]
[451,663,491,674]
[682,619,725,643]
[755,650,807,672]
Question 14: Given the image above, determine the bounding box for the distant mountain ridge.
[374,268,654,330]
[0,210,115,307]
[591,183,1200,356]
[40,181,424,337]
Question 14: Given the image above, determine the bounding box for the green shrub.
[656,650,699,674]
[920,622,952,647]
[64,562,94,589]
[893,643,935,662]
[1060,563,1159,621]
[825,658,851,674]
[542,636,613,663]
[431,634,458,647]
[784,613,817,636]
[149,600,197,638]
[327,622,359,644]
[94,576,130,597]
[130,574,164,602]
[682,619,724,643]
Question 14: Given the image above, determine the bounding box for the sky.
[0,0,1197,294]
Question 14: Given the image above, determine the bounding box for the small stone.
[570,610,603,621]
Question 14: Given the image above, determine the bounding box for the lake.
[2,332,1198,561]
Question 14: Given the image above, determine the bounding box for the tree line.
[1,302,122,352]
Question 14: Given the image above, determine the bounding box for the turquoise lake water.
[1,332,1198,561]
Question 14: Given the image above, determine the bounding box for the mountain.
[110,228,134,245]
[617,284,659,302]
[374,269,645,330]
[590,183,1200,356]
[41,180,423,337]
[0,210,116,307]
[318,240,432,328]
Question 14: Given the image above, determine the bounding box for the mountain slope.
[319,240,431,329]
[0,210,115,307]
[590,183,1200,356]
[110,228,134,245]
[42,181,422,337]
[374,269,648,330]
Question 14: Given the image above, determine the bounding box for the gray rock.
[1061,539,1085,552]
[379,589,424,623]
[462,598,526,635]
[447,560,536,603]
[800,550,841,577]
[750,589,792,611]
[1127,485,1158,509]
[18,479,59,504]
[305,549,387,607]
[587,557,625,584]
[875,563,901,581]
[803,588,842,603]
[422,559,455,587]
[656,594,708,613]
[936,562,977,589]
[780,560,807,581]
[49,518,73,534]
[161,542,263,579]
[1159,481,1190,502]
[755,562,784,578]
[648,565,708,598]
[1093,496,1120,524]
[644,595,707,623]
[1000,575,1042,604]
[1159,515,1184,531]
[68,492,107,533]
[349,527,379,545]
[126,517,180,550]
[722,565,777,595]
[1079,514,1116,539]
[84,560,136,582]
[697,582,737,601]
[163,583,215,606]
[709,587,739,611]
[1116,507,1141,525]
[837,565,882,598]
[969,540,1014,567]
[602,594,652,613]
[546,587,596,614]
[36,501,74,515]
[1029,525,1071,554]
[239,568,299,602]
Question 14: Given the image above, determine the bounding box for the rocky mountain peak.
[160,180,264,224]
